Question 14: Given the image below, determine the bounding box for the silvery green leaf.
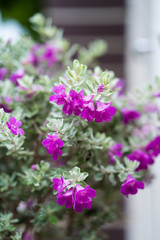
[118,172,128,182]
[62,171,72,179]
[124,158,139,170]
[77,172,88,181]
[94,172,104,181]
[109,173,117,185]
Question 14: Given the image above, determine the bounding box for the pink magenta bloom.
[27,44,58,67]
[42,133,64,161]
[95,101,116,123]
[31,164,37,171]
[108,142,123,164]
[28,44,41,66]
[0,96,12,113]
[132,125,151,139]
[81,95,95,121]
[53,177,96,212]
[120,174,144,197]
[53,176,73,208]
[6,116,24,135]
[154,92,160,98]
[23,231,34,240]
[49,84,66,105]
[50,86,85,116]
[57,188,74,208]
[121,108,141,124]
[127,150,154,171]
[113,78,125,96]
[69,89,84,116]
[49,85,117,123]
[97,84,104,93]
[53,176,71,194]
[62,90,85,116]
[146,136,160,157]
[74,185,96,212]
[41,45,58,67]
[4,96,12,104]
[0,67,8,80]
[0,103,12,113]
[10,69,24,84]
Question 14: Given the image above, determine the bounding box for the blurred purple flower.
[31,164,37,171]
[108,142,123,164]
[120,174,144,197]
[132,125,151,138]
[41,45,58,67]
[114,78,125,96]
[146,136,160,157]
[127,149,154,171]
[97,84,104,93]
[0,103,12,113]
[0,67,8,80]
[10,69,24,84]
[23,231,34,240]
[121,108,141,124]
[3,96,12,104]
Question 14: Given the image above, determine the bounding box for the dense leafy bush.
[0,14,160,240]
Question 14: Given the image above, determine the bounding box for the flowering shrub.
[1,13,160,240]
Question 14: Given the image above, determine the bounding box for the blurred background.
[1,0,160,240]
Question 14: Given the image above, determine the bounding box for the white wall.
[125,0,160,240]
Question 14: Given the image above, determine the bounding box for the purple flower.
[62,95,73,115]
[42,133,64,161]
[144,103,158,112]
[154,92,160,98]
[17,199,35,213]
[53,176,96,212]
[18,85,41,99]
[49,84,66,105]
[81,95,95,121]
[27,44,59,68]
[31,164,37,171]
[146,136,160,157]
[28,44,41,67]
[69,89,84,116]
[6,116,24,135]
[127,150,154,171]
[53,176,71,194]
[74,185,96,212]
[97,84,104,93]
[0,103,12,113]
[62,90,85,116]
[41,45,58,67]
[23,231,34,240]
[120,175,144,197]
[121,108,141,124]
[4,96,12,104]
[94,101,116,123]
[10,69,24,84]
[57,188,74,208]
[114,78,125,96]
[49,85,117,123]
[0,67,8,80]
[132,125,151,138]
[108,142,123,164]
